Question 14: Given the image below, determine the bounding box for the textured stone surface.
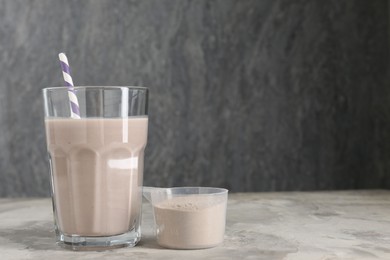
[0,0,388,196]
[0,191,390,259]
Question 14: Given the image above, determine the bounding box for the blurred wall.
[0,0,388,196]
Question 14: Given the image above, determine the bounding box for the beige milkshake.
[45,117,148,237]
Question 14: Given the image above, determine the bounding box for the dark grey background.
[0,0,388,197]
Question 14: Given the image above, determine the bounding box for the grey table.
[0,191,389,260]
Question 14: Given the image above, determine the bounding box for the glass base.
[56,230,141,251]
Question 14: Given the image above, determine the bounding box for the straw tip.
[58,52,67,60]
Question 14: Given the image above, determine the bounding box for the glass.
[42,86,148,250]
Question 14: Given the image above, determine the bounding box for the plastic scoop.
[142,186,228,249]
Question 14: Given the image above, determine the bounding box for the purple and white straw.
[58,53,81,119]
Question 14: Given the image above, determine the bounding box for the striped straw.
[58,53,81,119]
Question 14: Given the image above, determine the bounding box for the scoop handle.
[143,186,166,203]
[142,186,155,203]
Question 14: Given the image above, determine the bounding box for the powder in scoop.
[153,195,227,249]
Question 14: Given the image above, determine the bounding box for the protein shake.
[45,117,148,236]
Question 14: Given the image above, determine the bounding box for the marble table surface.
[0,191,389,260]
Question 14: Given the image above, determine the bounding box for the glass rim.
[154,187,229,196]
[42,86,148,92]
